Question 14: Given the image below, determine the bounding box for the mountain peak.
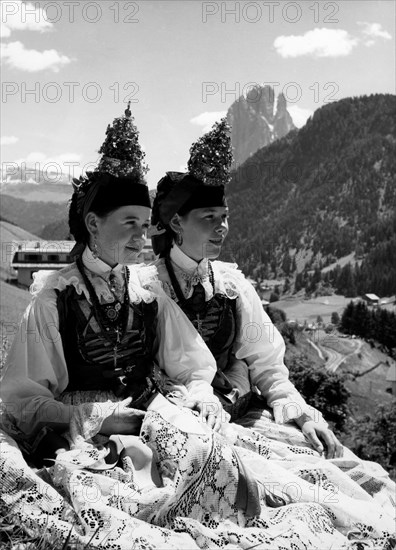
[227,85,295,167]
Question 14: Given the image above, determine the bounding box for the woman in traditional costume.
[150,118,342,455]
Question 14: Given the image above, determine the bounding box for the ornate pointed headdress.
[71,102,150,220]
[187,117,233,187]
[150,118,233,255]
[96,101,148,179]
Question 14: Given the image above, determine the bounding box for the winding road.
[308,332,363,372]
[323,338,363,372]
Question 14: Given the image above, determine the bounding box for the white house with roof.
[386,363,396,395]
[11,240,157,287]
[362,293,380,305]
[11,241,75,287]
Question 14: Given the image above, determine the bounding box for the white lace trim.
[135,262,168,297]
[127,263,157,303]
[152,258,247,301]
[211,260,246,300]
[131,263,162,297]
[30,263,157,304]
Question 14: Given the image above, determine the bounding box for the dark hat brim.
[156,172,227,225]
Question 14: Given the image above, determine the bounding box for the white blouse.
[0,247,218,440]
[154,245,326,425]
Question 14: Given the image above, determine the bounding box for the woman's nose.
[134,227,147,239]
[217,220,228,233]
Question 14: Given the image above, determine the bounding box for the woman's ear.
[85,212,99,237]
[169,213,182,234]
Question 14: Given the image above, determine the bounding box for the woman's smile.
[126,243,143,252]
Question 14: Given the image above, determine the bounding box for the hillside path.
[321,338,363,372]
[306,339,325,360]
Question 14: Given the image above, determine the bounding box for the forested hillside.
[224,94,396,295]
[0,195,68,236]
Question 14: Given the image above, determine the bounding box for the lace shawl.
[30,262,158,305]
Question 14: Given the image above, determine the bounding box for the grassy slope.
[321,252,359,274]
[282,316,395,425]
[273,294,355,324]
[339,342,395,417]
[0,280,30,365]
[0,221,35,364]
[284,330,326,367]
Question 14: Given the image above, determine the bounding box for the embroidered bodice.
[30,252,163,408]
[56,283,158,400]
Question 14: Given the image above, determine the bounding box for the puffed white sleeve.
[154,291,220,405]
[234,279,327,425]
[0,289,75,440]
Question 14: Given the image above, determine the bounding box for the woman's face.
[175,206,229,262]
[88,205,151,267]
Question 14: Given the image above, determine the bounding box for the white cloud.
[25,152,81,164]
[1,135,19,145]
[358,22,392,46]
[274,28,358,58]
[1,1,52,37]
[10,152,83,178]
[288,106,314,129]
[24,152,47,162]
[190,111,227,133]
[1,41,71,72]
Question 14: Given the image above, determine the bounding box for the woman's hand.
[295,414,343,459]
[100,399,144,436]
[183,398,230,432]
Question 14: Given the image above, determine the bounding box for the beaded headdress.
[72,101,150,218]
[187,117,233,187]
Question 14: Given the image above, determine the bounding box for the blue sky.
[1,0,395,188]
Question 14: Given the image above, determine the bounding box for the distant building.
[259,279,283,291]
[386,363,396,395]
[11,241,75,287]
[362,293,380,305]
[11,240,157,287]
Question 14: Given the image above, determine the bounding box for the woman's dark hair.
[68,191,113,246]
[151,176,193,257]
